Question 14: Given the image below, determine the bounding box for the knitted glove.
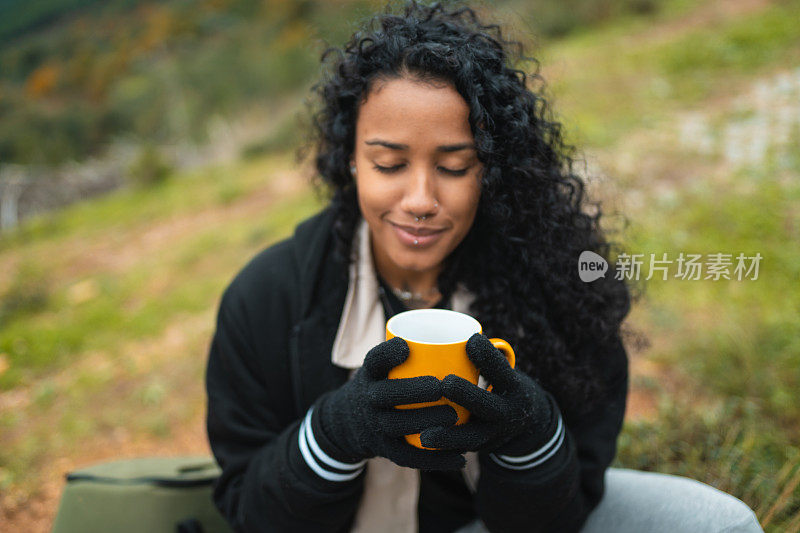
[419,333,563,463]
[312,336,465,471]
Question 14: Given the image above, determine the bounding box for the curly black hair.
[304,0,637,417]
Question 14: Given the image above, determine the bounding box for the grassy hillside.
[541,2,800,529]
[1,0,799,530]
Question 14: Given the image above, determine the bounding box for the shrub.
[126,144,172,188]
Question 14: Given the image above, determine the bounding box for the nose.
[400,166,439,220]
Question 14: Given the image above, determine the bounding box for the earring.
[349,164,356,176]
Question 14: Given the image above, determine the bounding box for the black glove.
[312,336,465,471]
[419,333,561,459]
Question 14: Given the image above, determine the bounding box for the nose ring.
[413,201,438,223]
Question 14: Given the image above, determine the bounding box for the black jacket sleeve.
[473,336,629,533]
[205,245,364,532]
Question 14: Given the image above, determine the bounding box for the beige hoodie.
[330,218,481,533]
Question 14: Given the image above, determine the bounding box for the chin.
[390,250,443,273]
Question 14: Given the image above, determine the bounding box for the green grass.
[0,155,292,250]
[617,397,800,530]
[543,0,800,148]
[529,2,800,528]
[647,1,800,101]
[0,154,322,390]
[0,154,325,500]
[611,136,800,531]
[627,160,800,420]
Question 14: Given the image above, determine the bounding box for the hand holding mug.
[419,333,559,457]
[311,336,466,471]
[385,309,515,449]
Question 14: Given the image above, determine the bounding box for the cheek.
[356,177,395,217]
[446,179,481,220]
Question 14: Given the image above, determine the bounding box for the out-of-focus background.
[0,0,798,530]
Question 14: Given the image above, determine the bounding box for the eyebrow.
[364,139,475,153]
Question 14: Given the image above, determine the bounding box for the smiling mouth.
[389,222,447,236]
[388,221,448,248]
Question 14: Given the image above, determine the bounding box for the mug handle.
[486,338,515,392]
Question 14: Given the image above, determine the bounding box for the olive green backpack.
[52,456,234,533]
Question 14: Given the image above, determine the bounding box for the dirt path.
[0,161,308,294]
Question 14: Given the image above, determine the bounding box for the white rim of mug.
[386,308,481,345]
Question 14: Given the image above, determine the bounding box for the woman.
[205,2,762,531]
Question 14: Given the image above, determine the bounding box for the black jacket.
[205,206,629,532]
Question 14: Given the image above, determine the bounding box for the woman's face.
[351,76,482,281]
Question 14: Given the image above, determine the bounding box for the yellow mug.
[385,309,515,449]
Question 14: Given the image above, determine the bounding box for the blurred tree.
[24,63,59,97]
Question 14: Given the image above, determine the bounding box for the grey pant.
[456,468,763,533]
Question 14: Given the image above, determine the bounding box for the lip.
[389,222,447,248]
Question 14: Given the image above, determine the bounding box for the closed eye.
[372,163,405,174]
[439,166,470,176]
[371,163,470,176]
